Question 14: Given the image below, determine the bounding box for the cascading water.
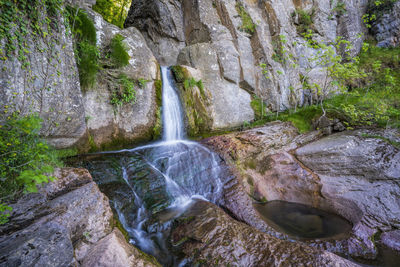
[161,67,184,141]
[81,66,224,266]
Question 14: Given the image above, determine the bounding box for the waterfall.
[84,66,224,266]
[161,66,184,141]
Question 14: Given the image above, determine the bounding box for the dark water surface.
[254,200,353,240]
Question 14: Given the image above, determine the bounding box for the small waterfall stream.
[82,67,225,266]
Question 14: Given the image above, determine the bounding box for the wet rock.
[171,200,358,266]
[0,168,159,266]
[0,221,75,267]
[82,229,160,267]
[204,122,400,260]
[381,230,400,252]
[295,131,400,256]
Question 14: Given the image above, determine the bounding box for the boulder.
[83,9,160,150]
[82,229,161,267]
[171,200,358,266]
[295,131,400,256]
[0,168,160,266]
[204,122,400,260]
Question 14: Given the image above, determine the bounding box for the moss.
[245,159,257,170]
[250,95,266,120]
[294,8,315,35]
[155,79,163,104]
[152,107,162,140]
[172,65,212,137]
[88,133,98,152]
[113,218,130,243]
[55,148,78,159]
[66,6,99,90]
[235,3,256,35]
[110,74,136,107]
[171,65,189,83]
[109,34,130,68]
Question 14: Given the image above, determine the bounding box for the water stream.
[80,67,224,265]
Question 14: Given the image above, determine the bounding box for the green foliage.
[152,108,162,140]
[138,78,149,88]
[183,77,204,95]
[251,95,266,120]
[66,6,100,90]
[77,41,100,89]
[0,202,12,224]
[155,79,162,106]
[110,74,136,106]
[294,8,314,35]
[0,114,60,204]
[235,3,256,34]
[0,0,63,62]
[332,1,347,16]
[93,0,131,28]
[66,6,96,45]
[171,66,188,83]
[109,34,130,67]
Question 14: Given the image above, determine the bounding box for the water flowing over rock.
[0,168,160,267]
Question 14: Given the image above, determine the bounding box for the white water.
[107,67,224,265]
[161,66,184,141]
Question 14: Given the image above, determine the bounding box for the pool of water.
[254,200,353,240]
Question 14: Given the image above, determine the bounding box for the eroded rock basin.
[254,200,352,240]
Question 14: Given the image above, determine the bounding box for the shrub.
[294,9,314,35]
[109,34,130,68]
[235,3,256,34]
[0,114,61,224]
[93,0,131,28]
[0,114,59,199]
[110,74,136,106]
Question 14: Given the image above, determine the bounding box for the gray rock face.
[125,0,185,65]
[372,1,400,47]
[177,44,254,129]
[126,0,368,130]
[83,9,160,149]
[82,229,161,267]
[171,200,358,266]
[0,2,86,149]
[0,168,159,267]
[295,131,400,257]
[204,123,400,260]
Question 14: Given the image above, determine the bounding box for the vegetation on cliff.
[0,114,63,224]
[93,0,131,28]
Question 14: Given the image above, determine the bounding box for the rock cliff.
[126,0,368,131]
